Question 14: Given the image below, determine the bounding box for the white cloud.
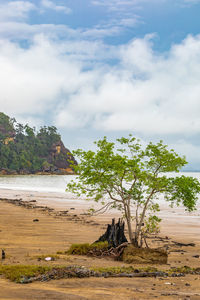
[2,32,200,139]
[1,29,200,165]
[81,15,141,39]
[0,35,89,115]
[91,0,164,10]
[0,19,136,43]
[0,22,78,40]
[53,34,200,139]
[41,0,72,14]
[0,1,35,22]
[2,30,200,139]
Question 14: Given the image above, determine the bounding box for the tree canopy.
[0,112,74,173]
[66,135,200,247]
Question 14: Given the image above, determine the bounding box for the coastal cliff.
[0,112,77,175]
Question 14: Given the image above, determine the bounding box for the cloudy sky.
[1,0,200,169]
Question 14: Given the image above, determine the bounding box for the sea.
[0,174,77,193]
[0,172,200,193]
[0,173,200,216]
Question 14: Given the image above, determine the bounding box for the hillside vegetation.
[0,112,76,174]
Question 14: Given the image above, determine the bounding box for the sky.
[1,0,200,169]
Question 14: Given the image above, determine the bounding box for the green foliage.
[0,112,70,173]
[0,112,15,140]
[0,264,50,283]
[67,241,109,255]
[67,135,200,247]
[144,215,161,234]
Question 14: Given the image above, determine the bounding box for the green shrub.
[90,241,108,250]
[0,265,50,283]
[67,243,91,255]
[67,241,109,255]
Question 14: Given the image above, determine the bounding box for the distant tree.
[25,124,35,138]
[66,135,200,248]
[0,112,15,139]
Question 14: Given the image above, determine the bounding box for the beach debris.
[192,255,200,258]
[33,219,39,222]
[44,257,54,261]
[172,241,195,247]
[59,210,68,214]
[1,249,5,259]
[19,266,171,284]
[169,249,186,253]
[164,282,176,286]
[95,218,128,248]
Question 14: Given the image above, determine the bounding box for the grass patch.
[168,266,195,274]
[90,266,158,274]
[0,263,200,283]
[0,265,50,283]
[67,241,108,255]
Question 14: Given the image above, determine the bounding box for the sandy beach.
[0,188,200,299]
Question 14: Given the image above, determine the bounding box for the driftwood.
[172,241,195,247]
[95,218,128,248]
[88,242,128,259]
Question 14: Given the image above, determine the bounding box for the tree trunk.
[95,218,128,248]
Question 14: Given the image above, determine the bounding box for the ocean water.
[0,172,200,193]
[0,175,77,193]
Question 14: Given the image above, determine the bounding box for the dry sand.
[0,189,200,300]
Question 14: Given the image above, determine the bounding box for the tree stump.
[95,218,128,248]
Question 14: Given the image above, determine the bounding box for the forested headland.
[0,112,76,175]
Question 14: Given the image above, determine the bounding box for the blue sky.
[1,0,200,169]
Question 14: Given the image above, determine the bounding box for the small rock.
[185,283,190,286]
[20,276,33,284]
[2,249,5,259]
[193,255,200,258]
[33,219,39,222]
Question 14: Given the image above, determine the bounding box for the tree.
[0,112,15,140]
[66,135,200,248]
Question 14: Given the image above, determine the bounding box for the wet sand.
[0,188,200,299]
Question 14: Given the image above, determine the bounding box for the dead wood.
[95,218,128,248]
